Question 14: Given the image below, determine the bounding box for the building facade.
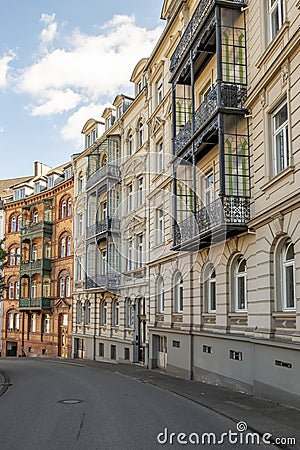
[1,162,74,358]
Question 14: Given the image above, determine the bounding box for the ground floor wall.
[149,329,300,409]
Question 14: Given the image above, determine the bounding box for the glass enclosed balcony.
[18,297,52,311]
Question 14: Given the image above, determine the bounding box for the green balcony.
[18,297,52,310]
[20,258,52,276]
[21,221,52,240]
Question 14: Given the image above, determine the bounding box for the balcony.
[174,195,250,250]
[173,83,247,157]
[86,273,120,290]
[86,164,120,190]
[20,258,52,275]
[170,0,246,76]
[21,221,52,239]
[18,297,52,311]
[87,218,120,238]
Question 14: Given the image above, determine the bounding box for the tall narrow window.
[11,216,16,232]
[268,0,284,41]
[127,132,133,156]
[125,298,132,327]
[137,177,144,207]
[273,103,289,175]
[206,266,216,313]
[76,301,82,324]
[281,241,295,310]
[30,314,36,332]
[157,78,163,105]
[44,314,50,333]
[66,236,71,256]
[157,141,163,173]
[157,276,164,313]
[85,301,91,325]
[9,282,14,299]
[127,239,133,271]
[204,172,214,206]
[65,276,71,297]
[59,278,65,297]
[112,300,119,326]
[138,121,144,148]
[33,211,39,224]
[31,281,37,299]
[137,234,143,268]
[127,184,133,212]
[32,245,38,262]
[156,208,164,244]
[100,301,107,325]
[67,198,72,216]
[174,273,183,313]
[17,215,22,231]
[60,238,66,258]
[61,201,67,219]
[234,258,247,311]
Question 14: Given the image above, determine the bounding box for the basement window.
[229,350,242,361]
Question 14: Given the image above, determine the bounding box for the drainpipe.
[93,292,97,360]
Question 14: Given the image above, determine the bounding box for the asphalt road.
[0,358,275,450]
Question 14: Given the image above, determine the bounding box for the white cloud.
[60,103,107,147]
[0,126,4,133]
[0,51,15,88]
[39,13,58,51]
[28,89,81,116]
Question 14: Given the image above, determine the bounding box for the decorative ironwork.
[86,164,120,190]
[86,273,120,290]
[87,218,120,238]
[170,0,246,74]
[174,195,250,246]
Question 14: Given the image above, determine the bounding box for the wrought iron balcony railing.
[174,195,250,247]
[86,164,120,190]
[174,83,247,156]
[18,297,52,310]
[86,218,120,238]
[170,0,246,74]
[86,273,120,290]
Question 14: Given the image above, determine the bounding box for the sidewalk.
[78,359,300,449]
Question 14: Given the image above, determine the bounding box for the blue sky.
[0,1,165,179]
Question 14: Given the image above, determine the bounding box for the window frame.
[272,102,289,175]
[268,0,284,41]
[233,257,247,312]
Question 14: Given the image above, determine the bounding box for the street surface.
[0,358,297,450]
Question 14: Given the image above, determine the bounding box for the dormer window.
[34,182,41,194]
[13,188,25,201]
[48,176,54,189]
[64,167,72,180]
[117,104,123,120]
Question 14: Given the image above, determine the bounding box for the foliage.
[0,238,8,298]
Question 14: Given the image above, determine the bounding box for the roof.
[0,176,32,198]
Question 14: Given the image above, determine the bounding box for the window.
[204,172,214,206]
[48,175,54,189]
[281,241,295,310]
[76,301,82,324]
[234,257,247,311]
[78,173,84,194]
[112,300,119,326]
[206,266,216,313]
[65,277,71,297]
[32,245,38,262]
[101,202,107,221]
[127,184,133,212]
[138,121,144,148]
[9,282,14,299]
[78,213,83,236]
[14,313,19,331]
[32,211,38,224]
[157,141,163,173]
[62,314,68,327]
[156,208,164,244]
[31,281,37,299]
[9,249,15,266]
[67,198,72,216]
[64,167,72,180]
[7,313,14,330]
[174,273,183,313]
[127,239,133,271]
[268,0,284,41]
[76,256,83,281]
[16,248,20,265]
[15,281,19,299]
[85,301,91,325]
[59,278,65,297]
[272,102,289,175]
[13,188,25,201]
[99,343,104,357]
[137,235,143,268]
[137,177,144,207]
[157,276,164,313]
[34,182,40,194]
[125,298,132,327]
[127,132,133,156]
[100,250,107,276]
[60,238,66,258]
[45,243,51,259]
[157,78,163,105]
[44,314,50,333]
[10,216,16,233]
[30,314,36,332]
[61,201,67,219]
[66,236,71,256]
[17,215,22,231]
[100,301,107,325]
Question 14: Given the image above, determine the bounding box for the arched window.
[127,131,133,156]
[32,210,39,224]
[7,312,14,330]
[138,121,144,148]
[76,300,82,324]
[174,273,183,313]
[204,265,216,313]
[60,238,66,258]
[157,276,164,313]
[16,248,20,265]
[9,249,15,266]
[67,198,72,217]
[61,200,67,219]
[78,173,84,194]
[233,257,247,311]
[17,215,22,231]
[15,281,20,299]
[281,241,295,310]
[8,282,14,299]
[100,301,107,325]
[10,216,16,233]
[112,300,119,326]
[59,277,65,297]
[66,236,71,256]
[85,300,91,325]
[31,245,38,262]
[14,313,19,331]
[31,280,37,299]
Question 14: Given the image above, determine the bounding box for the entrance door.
[6,341,17,357]
[136,298,146,363]
[157,336,167,369]
[58,314,69,358]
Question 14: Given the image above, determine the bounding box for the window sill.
[272,312,296,318]
[255,21,290,69]
[261,165,295,192]
[228,312,248,317]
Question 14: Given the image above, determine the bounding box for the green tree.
[0,238,8,298]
